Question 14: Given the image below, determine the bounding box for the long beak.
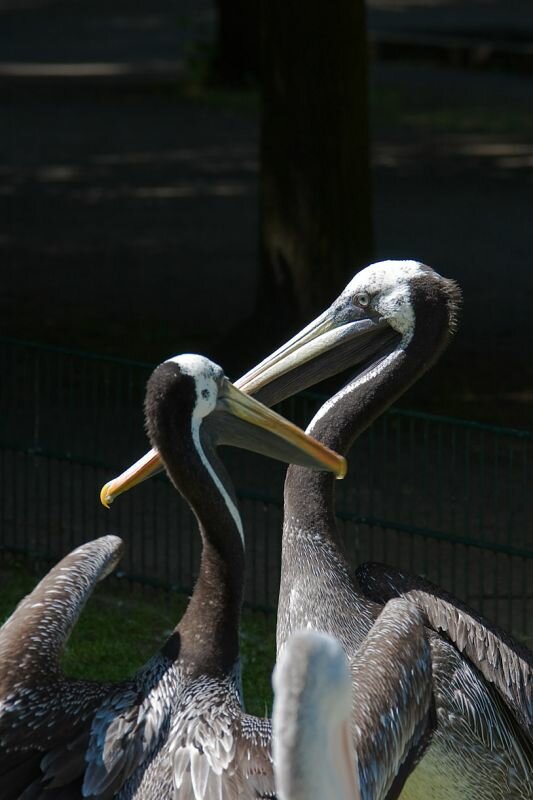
[234,309,389,402]
[234,316,398,410]
[236,309,334,393]
[216,379,347,475]
[101,379,346,508]
[101,307,393,507]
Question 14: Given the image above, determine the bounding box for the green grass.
[0,563,276,717]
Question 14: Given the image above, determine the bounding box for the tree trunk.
[259,1,373,330]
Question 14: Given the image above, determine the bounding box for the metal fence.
[1,336,532,642]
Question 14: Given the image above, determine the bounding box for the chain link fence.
[1,336,531,642]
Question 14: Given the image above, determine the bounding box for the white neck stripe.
[191,414,245,548]
[164,353,245,546]
[307,350,401,436]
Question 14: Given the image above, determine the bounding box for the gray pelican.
[0,354,344,799]
[272,598,435,800]
[236,259,533,799]
[97,261,533,797]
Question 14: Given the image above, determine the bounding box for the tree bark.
[259,1,373,329]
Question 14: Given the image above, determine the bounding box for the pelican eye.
[354,292,370,307]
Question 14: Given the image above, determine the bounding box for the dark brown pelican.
[0,354,344,799]
[272,598,434,800]
[235,259,533,799]
[98,358,434,800]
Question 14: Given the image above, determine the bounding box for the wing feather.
[0,536,123,684]
[350,598,435,800]
[0,538,124,798]
[82,663,173,800]
[169,677,275,800]
[357,562,533,737]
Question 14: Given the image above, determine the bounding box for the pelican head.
[272,630,360,800]
[236,260,461,405]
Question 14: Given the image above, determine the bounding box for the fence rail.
[1,336,532,641]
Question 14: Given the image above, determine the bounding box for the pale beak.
[234,307,392,405]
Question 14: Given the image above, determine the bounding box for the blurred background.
[1,0,532,424]
[0,1,532,643]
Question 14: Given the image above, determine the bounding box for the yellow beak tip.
[100,483,113,509]
[336,457,348,480]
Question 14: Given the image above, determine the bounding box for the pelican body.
[236,260,533,799]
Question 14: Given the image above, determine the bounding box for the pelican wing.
[0,536,124,682]
[0,537,124,799]
[356,562,533,737]
[81,654,177,799]
[0,693,100,800]
[79,670,274,800]
[169,676,275,800]
[16,659,215,800]
[350,598,435,800]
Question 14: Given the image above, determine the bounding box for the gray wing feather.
[0,680,111,798]
[351,598,435,800]
[83,674,170,799]
[357,561,533,737]
[0,536,123,681]
[0,541,274,799]
[169,681,275,800]
[0,538,124,798]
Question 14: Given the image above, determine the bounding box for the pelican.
[272,598,435,800]
[0,354,344,799]
[104,360,440,799]
[97,260,533,797]
[237,259,533,799]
